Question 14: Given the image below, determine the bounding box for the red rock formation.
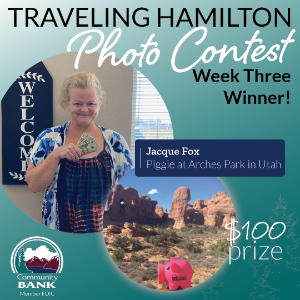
[169,189,235,228]
[155,206,164,218]
[168,187,191,229]
[105,185,235,229]
[105,184,160,224]
[201,192,235,227]
[103,225,122,236]
[121,222,157,237]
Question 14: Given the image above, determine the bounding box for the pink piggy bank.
[158,257,194,290]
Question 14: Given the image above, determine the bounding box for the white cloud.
[24,245,58,261]
[148,189,159,195]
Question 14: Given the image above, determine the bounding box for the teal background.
[0,0,299,299]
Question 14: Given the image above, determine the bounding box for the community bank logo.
[10,237,63,293]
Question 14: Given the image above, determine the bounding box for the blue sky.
[118,171,229,211]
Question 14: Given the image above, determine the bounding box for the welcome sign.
[1,61,53,185]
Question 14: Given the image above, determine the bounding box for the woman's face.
[67,86,101,127]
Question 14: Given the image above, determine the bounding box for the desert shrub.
[208,239,230,254]
[176,254,186,260]
[131,252,148,264]
[111,235,130,250]
[166,230,180,243]
[107,247,113,252]
[128,270,140,279]
[166,251,176,259]
[192,278,200,285]
[148,236,161,246]
[158,247,169,256]
[187,252,205,261]
[112,248,125,262]
[209,227,218,234]
[129,238,143,250]
[181,240,202,253]
[180,227,191,232]
[122,267,131,274]
[202,225,218,233]
[142,282,157,289]
[143,236,149,242]
[202,225,217,233]
[196,240,204,246]
[148,248,158,255]
[211,263,223,268]
[200,261,211,268]
[148,230,179,246]
[156,229,179,243]
[115,261,125,268]
[141,266,157,281]
[135,276,143,284]
[142,262,151,268]
[191,227,204,234]
[157,228,166,236]
[143,225,152,229]
[158,260,168,264]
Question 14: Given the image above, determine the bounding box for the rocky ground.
[104,223,230,290]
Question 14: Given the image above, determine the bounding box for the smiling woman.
[25,72,134,233]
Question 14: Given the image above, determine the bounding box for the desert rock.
[105,184,160,223]
[168,187,191,229]
[103,225,122,236]
[105,185,235,229]
[121,222,157,237]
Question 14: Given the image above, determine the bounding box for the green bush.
[112,248,125,262]
[142,282,156,289]
[129,238,143,250]
[131,252,148,264]
[148,236,160,246]
[135,276,143,284]
[111,235,130,250]
[141,266,157,281]
[208,239,230,253]
[166,230,180,243]
[181,240,202,253]
[180,227,191,232]
[147,230,179,246]
[196,240,204,246]
[107,247,113,252]
[191,227,204,234]
[209,227,218,234]
[166,251,176,259]
[143,225,152,229]
[157,247,168,256]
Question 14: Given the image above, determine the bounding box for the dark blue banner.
[2,61,53,185]
[135,140,285,177]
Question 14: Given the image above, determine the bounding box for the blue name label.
[135,140,285,177]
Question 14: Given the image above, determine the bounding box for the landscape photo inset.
[103,174,235,291]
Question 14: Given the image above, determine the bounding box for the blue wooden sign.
[2,61,53,184]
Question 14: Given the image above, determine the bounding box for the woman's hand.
[53,143,81,162]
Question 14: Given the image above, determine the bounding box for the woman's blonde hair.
[59,72,105,109]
